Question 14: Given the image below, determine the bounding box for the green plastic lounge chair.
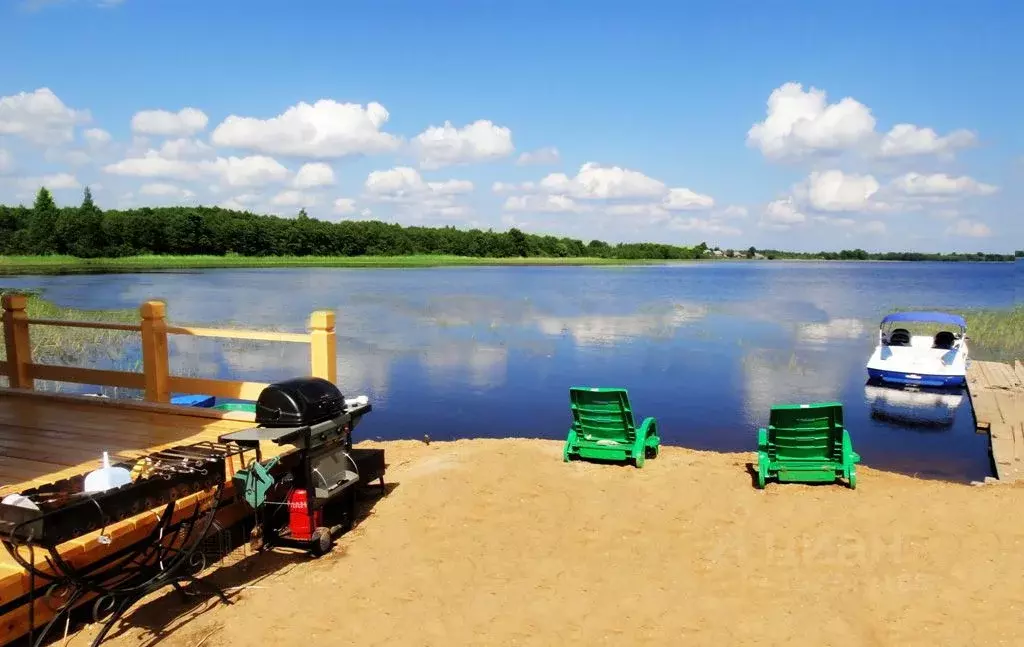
[563,387,660,468]
[755,401,860,489]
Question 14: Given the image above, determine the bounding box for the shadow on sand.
[68,482,398,647]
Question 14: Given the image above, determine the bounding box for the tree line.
[758,248,1014,262]
[0,187,1015,262]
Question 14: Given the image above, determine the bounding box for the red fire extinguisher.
[287,488,321,541]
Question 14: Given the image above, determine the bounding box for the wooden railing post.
[309,310,337,384]
[140,300,170,402]
[1,294,33,389]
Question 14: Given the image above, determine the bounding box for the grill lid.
[255,377,345,428]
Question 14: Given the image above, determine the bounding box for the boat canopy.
[880,311,966,329]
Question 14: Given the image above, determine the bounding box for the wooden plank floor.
[967,360,1024,483]
[0,389,283,646]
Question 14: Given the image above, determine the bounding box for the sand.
[68,439,1024,647]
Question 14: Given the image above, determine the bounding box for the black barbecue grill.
[218,376,385,556]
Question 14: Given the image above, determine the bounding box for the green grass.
[0,254,676,274]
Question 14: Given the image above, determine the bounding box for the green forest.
[0,187,1016,262]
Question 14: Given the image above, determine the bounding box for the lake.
[1,260,1017,483]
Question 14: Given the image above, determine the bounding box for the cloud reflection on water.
[533,303,708,346]
[797,318,867,344]
[742,348,846,421]
[419,342,508,390]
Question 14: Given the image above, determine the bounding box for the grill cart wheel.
[311,527,333,557]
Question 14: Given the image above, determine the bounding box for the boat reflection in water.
[863,381,965,429]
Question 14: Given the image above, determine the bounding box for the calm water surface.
[2,261,1017,483]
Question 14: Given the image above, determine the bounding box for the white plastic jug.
[83,452,132,493]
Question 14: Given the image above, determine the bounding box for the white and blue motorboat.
[865,311,969,388]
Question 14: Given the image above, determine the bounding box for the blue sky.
[0,0,1020,253]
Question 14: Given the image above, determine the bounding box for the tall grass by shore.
[0,254,669,274]
[962,305,1023,361]
[0,289,288,395]
[0,288,139,393]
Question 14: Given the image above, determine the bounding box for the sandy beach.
[68,438,1024,647]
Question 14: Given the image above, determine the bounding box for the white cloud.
[333,198,356,215]
[765,168,999,231]
[210,99,400,158]
[218,193,262,211]
[635,204,746,230]
[412,119,514,169]
[862,220,886,234]
[204,156,290,188]
[364,166,473,199]
[0,87,90,145]
[138,182,196,200]
[493,169,709,208]
[946,219,992,238]
[103,152,196,179]
[18,173,80,190]
[747,82,876,160]
[364,167,474,219]
[516,146,560,166]
[663,187,715,210]
[492,180,534,194]
[292,162,335,189]
[537,162,667,200]
[890,172,998,197]
[878,124,977,159]
[82,127,111,147]
[718,205,749,219]
[104,150,290,189]
[503,194,587,213]
[801,169,880,212]
[0,149,12,173]
[668,216,742,237]
[604,203,668,219]
[217,198,250,212]
[748,82,977,163]
[932,208,961,220]
[762,198,806,228]
[270,190,317,208]
[157,137,214,159]
[131,107,208,137]
[495,162,715,233]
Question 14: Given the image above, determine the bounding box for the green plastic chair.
[563,387,660,468]
[756,401,860,489]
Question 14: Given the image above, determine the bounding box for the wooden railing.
[0,294,337,403]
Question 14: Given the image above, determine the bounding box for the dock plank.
[967,360,1024,483]
[0,389,284,646]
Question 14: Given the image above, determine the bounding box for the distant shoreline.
[0,254,1016,275]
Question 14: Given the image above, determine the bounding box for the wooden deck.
[967,360,1024,483]
[0,388,282,646]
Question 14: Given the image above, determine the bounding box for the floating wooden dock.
[967,360,1024,483]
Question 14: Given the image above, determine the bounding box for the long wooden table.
[0,388,282,645]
